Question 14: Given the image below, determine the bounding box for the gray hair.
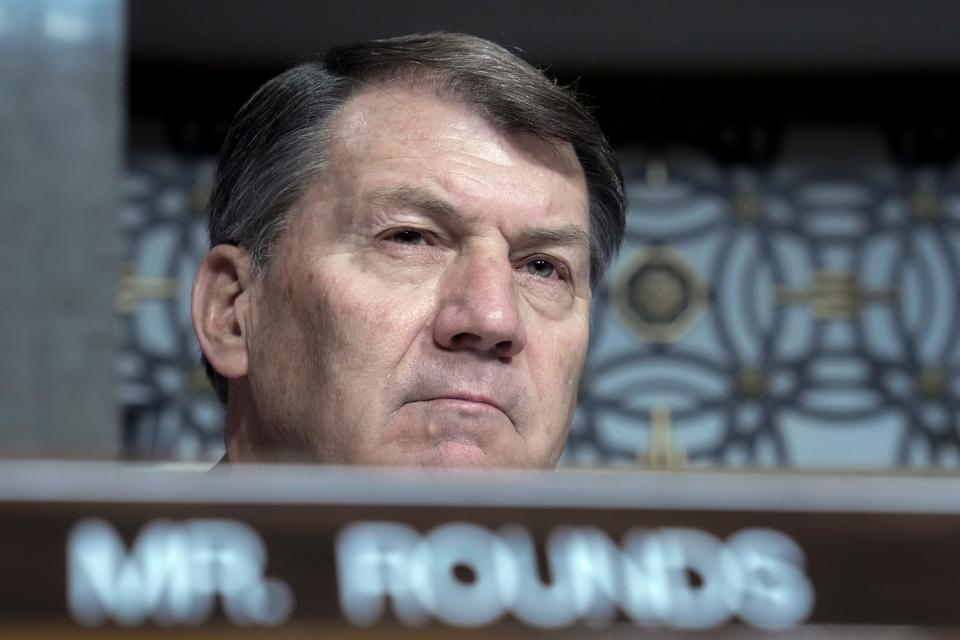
[204,32,626,403]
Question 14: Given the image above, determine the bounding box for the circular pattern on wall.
[613,246,707,343]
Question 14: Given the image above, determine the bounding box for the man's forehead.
[286,81,592,258]
[328,81,586,181]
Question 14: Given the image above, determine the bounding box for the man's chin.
[412,441,500,469]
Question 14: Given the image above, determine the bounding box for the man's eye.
[389,229,425,245]
[526,258,559,279]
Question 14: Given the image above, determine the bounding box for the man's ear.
[192,244,254,380]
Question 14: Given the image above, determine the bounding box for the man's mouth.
[431,392,504,414]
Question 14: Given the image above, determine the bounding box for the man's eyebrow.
[516,224,591,255]
[361,185,461,219]
[361,185,590,254]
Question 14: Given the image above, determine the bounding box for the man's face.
[240,84,592,467]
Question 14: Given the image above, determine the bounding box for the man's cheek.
[539,320,589,372]
[322,281,426,360]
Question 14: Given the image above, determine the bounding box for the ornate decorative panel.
[565,149,960,468]
[118,156,223,461]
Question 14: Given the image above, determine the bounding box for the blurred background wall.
[0,0,121,458]
[7,0,960,469]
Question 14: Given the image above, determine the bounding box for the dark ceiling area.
[129,0,960,69]
[127,0,960,163]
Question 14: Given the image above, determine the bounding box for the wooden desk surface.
[2,462,960,637]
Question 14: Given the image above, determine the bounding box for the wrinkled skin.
[205,83,593,468]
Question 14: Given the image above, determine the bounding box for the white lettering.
[68,519,293,627]
[556,526,621,624]
[652,528,738,629]
[335,522,814,631]
[726,528,814,630]
[495,525,579,628]
[335,521,427,626]
[417,523,504,627]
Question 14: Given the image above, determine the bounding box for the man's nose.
[433,252,527,359]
